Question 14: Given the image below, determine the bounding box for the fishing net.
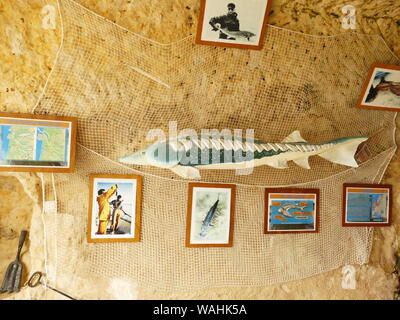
[31,0,399,293]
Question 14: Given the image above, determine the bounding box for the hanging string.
[51,173,59,285]
[38,173,49,295]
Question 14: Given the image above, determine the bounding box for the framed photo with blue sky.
[87,174,143,243]
[342,184,392,227]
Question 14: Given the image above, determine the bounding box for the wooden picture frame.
[342,183,392,227]
[264,188,320,234]
[0,112,77,173]
[356,63,400,112]
[195,0,272,50]
[186,183,236,247]
[87,174,143,243]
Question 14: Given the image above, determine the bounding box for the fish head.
[118,145,151,166]
[119,141,184,169]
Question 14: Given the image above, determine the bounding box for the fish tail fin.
[318,137,368,167]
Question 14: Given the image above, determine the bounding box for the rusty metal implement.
[393,252,400,300]
[27,271,76,300]
[0,230,27,293]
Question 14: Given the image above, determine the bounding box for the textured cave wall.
[0,0,399,299]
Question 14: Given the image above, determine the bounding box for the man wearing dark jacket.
[209,3,240,40]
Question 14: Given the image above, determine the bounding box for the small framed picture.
[186,183,236,247]
[0,112,77,172]
[195,0,272,50]
[88,174,142,243]
[265,188,319,234]
[357,63,400,112]
[342,184,392,227]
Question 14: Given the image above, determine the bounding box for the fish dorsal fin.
[293,157,311,169]
[282,131,307,143]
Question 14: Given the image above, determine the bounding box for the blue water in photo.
[0,125,11,161]
[35,127,47,160]
[270,199,314,225]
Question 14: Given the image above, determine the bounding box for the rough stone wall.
[0,0,399,299]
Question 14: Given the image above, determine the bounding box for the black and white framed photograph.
[196,0,272,50]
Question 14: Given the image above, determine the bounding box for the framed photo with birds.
[186,183,236,247]
[264,188,320,234]
[195,0,273,50]
[357,63,400,112]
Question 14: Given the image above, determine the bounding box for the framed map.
[0,113,77,172]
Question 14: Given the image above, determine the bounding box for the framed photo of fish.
[264,188,319,234]
[186,183,236,247]
[357,63,400,112]
[0,112,77,173]
[87,174,142,243]
[342,184,392,227]
[195,0,272,50]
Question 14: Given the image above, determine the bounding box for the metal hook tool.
[393,254,400,300]
[27,271,76,300]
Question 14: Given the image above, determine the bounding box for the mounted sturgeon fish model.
[118,131,368,179]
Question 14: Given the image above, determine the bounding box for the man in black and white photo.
[197,0,271,49]
[209,3,240,40]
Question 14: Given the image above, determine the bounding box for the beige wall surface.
[0,0,399,299]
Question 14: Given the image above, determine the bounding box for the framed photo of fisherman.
[342,184,392,227]
[357,63,400,112]
[186,183,236,247]
[0,112,77,173]
[264,188,319,234]
[87,174,142,243]
[195,0,272,50]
